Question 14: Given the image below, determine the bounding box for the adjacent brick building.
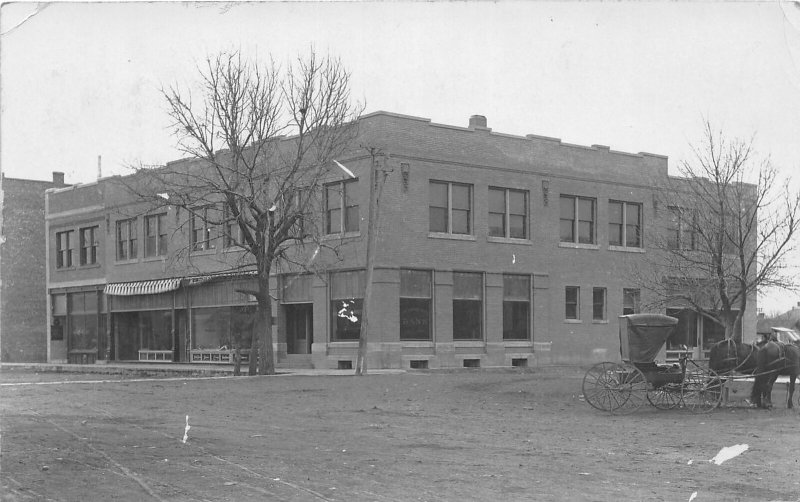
[1,172,67,361]
[44,112,756,368]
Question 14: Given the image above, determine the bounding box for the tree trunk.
[259,290,276,375]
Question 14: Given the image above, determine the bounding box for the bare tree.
[129,50,362,375]
[637,121,800,341]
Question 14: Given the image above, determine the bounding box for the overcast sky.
[2,1,799,312]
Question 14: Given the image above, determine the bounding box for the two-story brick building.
[44,112,756,368]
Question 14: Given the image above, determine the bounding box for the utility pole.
[355,150,391,375]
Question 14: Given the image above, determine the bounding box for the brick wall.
[1,174,65,361]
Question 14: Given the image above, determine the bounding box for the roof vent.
[469,115,487,129]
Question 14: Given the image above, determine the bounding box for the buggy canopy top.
[619,314,679,363]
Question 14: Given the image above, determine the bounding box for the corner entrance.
[285,304,313,354]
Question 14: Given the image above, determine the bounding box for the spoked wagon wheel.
[647,384,682,410]
[582,362,648,414]
[681,365,723,413]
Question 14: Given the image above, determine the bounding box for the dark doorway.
[285,304,313,354]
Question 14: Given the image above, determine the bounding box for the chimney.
[52,172,65,186]
[469,115,487,129]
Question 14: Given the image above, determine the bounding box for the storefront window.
[191,306,255,350]
[503,274,530,340]
[114,310,173,359]
[69,292,98,351]
[666,308,697,349]
[453,272,483,340]
[400,269,432,341]
[330,270,365,341]
[140,311,172,350]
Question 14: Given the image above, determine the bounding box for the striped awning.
[104,278,183,296]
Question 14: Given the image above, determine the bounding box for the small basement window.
[511,358,528,368]
[409,360,429,369]
[338,360,353,370]
[463,359,481,368]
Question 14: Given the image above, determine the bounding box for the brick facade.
[44,112,757,368]
[1,173,67,361]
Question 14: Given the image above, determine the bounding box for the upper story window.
[285,187,312,239]
[325,179,359,234]
[489,187,528,239]
[430,181,472,235]
[560,195,595,244]
[609,201,642,248]
[144,213,168,257]
[56,230,74,269]
[667,206,696,250]
[222,204,240,249]
[79,226,99,265]
[191,206,216,252]
[116,218,137,261]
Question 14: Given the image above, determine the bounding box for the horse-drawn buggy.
[582,314,723,413]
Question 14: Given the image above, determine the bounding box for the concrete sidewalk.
[0,361,406,377]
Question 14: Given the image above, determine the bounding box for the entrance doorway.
[285,304,313,354]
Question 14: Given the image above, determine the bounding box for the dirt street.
[1,367,798,501]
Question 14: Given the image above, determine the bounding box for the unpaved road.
[1,367,798,501]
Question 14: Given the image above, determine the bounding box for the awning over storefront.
[104,279,183,296]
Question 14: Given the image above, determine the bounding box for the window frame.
[452,271,483,340]
[399,269,433,341]
[429,180,473,235]
[667,206,697,251]
[330,270,366,341]
[190,206,217,252]
[325,179,359,235]
[622,288,641,316]
[502,274,531,340]
[489,187,528,240]
[285,187,312,239]
[565,286,580,320]
[609,200,643,248]
[55,230,74,269]
[592,287,607,321]
[79,226,99,266]
[144,213,168,258]
[560,195,596,244]
[222,204,240,249]
[116,218,138,261]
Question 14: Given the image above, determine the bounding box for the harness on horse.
[719,338,756,374]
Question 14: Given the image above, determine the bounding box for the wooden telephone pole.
[355,150,391,375]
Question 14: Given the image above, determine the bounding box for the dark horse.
[708,339,799,408]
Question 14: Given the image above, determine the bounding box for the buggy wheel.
[582,362,647,414]
[681,365,723,413]
[647,384,682,410]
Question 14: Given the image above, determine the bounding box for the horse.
[708,338,799,409]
